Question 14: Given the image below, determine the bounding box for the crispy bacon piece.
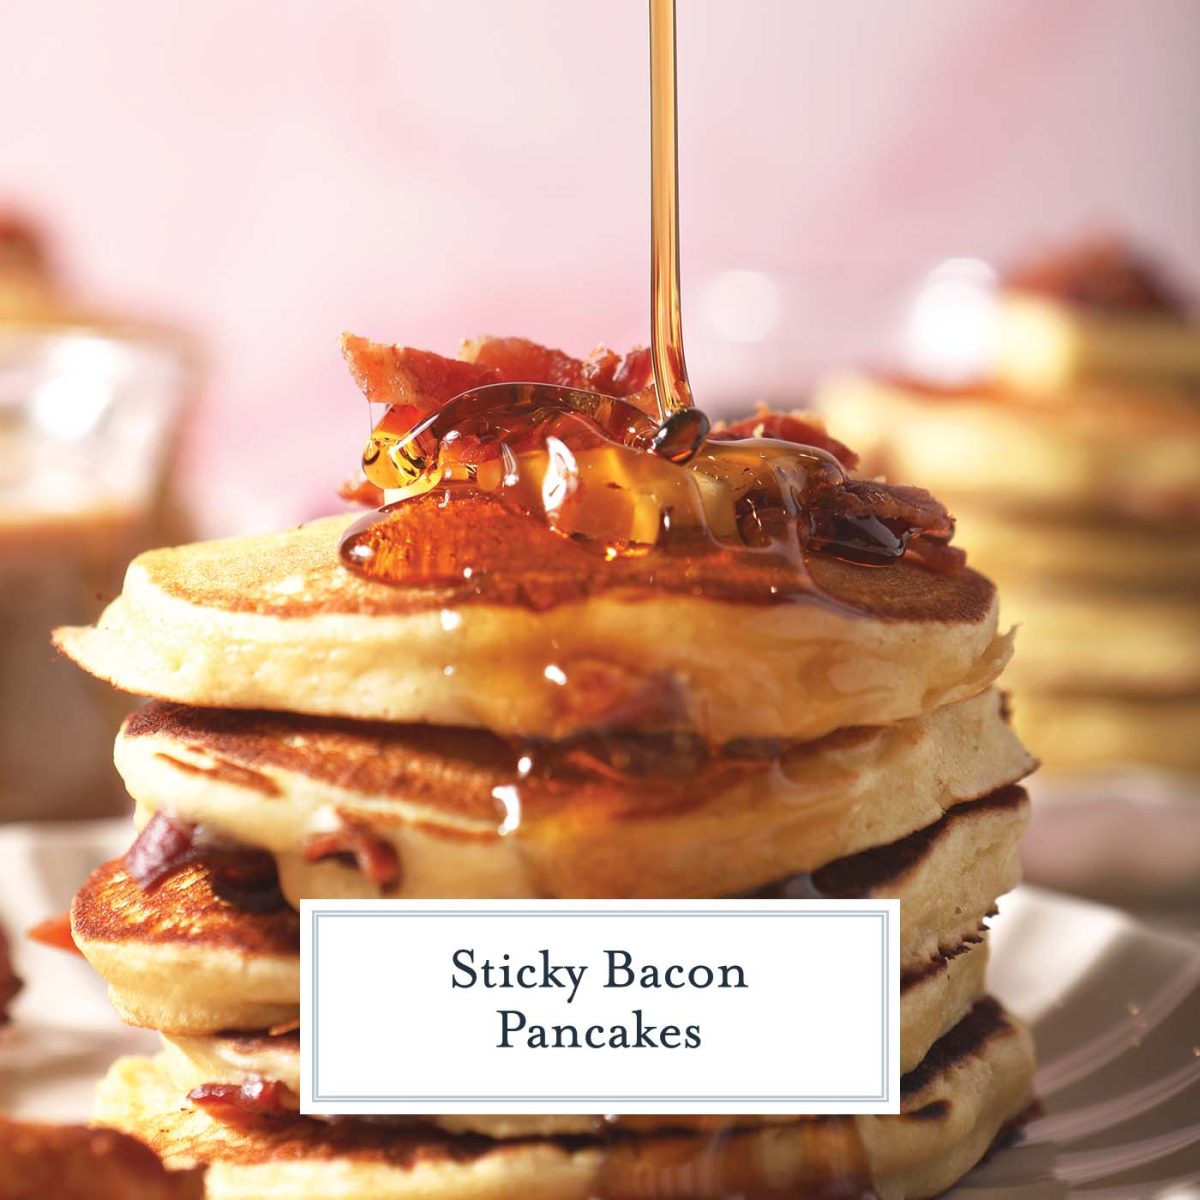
[462,336,606,391]
[712,409,859,470]
[1,925,22,1024]
[0,1118,205,1200]
[341,333,500,433]
[344,333,657,423]
[460,336,654,399]
[841,479,954,537]
[1007,236,1188,316]
[904,534,968,574]
[27,912,82,957]
[611,345,654,396]
[188,1079,295,1126]
[124,812,199,890]
[809,478,964,572]
[303,814,402,891]
[338,474,385,507]
[124,813,286,913]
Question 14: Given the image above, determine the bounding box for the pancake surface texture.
[55,509,1012,742]
[97,999,1034,1200]
[162,936,986,1109]
[71,789,1023,1040]
[115,687,1034,902]
[71,860,298,1034]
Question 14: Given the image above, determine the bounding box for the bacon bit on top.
[342,333,659,432]
[461,336,655,399]
[340,335,497,416]
[338,475,385,508]
[303,814,402,892]
[809,478,965,574]
[711,407,859,470]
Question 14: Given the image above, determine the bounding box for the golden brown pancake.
[54,507,1013,742]
[948,502,1200,590]
[993,290,1200,393]
[996,582,1200,696]
[818,370,1200,522]
[114,687,1034,902]
[70,789,1024,1038]
[808,786,1026,973]
[1013,688,1200,774]
[70,860,298,1034]
[96,999,1035,1200]
[161,936,987,1104]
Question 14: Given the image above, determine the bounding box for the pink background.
[4,0,1197,533]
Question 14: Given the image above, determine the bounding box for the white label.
[300,899,899,1116]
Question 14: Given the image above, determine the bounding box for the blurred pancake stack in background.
[50,333,1037,1198]
[816,238,1200,904]
[0,213,195,822]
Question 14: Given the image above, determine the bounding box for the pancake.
[70,790,1024,1037]
[993,290,1200,393]
[817,370,1200,522]
[997,583,1200,696]
[949,502,1200,591]
[53,506,1012,742]
[1013,689,1200,774]
[114,688,1034,902]
[70,860,298,1034]
[95,999,1035,1200]
[162,937,987,1108]
[808,787,1026,974]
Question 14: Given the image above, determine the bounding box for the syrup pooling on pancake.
[338,336,964,597]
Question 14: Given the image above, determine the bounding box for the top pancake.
[55,503,1011,741]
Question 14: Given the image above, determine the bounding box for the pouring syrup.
[338,1,956,598]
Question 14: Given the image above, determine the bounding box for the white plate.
[1023,772,1200,914]
[0,819,157,1120]
[1,826,1198,1197]
[957,887,1200,1199]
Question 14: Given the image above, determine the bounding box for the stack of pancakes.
[55,338,1036,1199]
[818,239,1200,778]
